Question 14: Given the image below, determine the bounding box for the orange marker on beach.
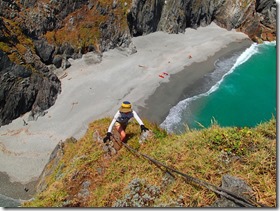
[159,75,164,78]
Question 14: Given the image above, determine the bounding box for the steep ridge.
[22,117,276,207]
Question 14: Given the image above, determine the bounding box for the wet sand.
[138,39,253,124]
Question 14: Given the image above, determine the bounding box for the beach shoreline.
[138,39,253,125]
[0,23,250,201]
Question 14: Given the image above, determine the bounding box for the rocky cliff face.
[0,0,131,126]
[0,17,61,126]
[0,0,276,126]
[0,50,61,125]
[127,0,276,42]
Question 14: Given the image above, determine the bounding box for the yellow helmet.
[119,101,132,113]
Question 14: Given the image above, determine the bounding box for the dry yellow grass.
[23,117,276,207]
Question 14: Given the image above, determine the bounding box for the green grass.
[23,117,276,207]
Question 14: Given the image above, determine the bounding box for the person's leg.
[115,124,126,142]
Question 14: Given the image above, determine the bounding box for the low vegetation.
[23,117,276,207]
[44,0,130,52]
[0,18,35,65]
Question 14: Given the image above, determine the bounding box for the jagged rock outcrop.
[255,0,276,41]
[0,0,20,19]
[17,0,132,68]
[0,0,134,125]
[0,50,61,126]
[214,0,276,42]
[127,0,276,41]
[127,0,165,36]
[127,0,219,35]
[0,16,61,126]
[16,0,89,37]
[34,38,55,64]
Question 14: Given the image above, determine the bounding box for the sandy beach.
[0,22,251,200]
[138,39,252,124]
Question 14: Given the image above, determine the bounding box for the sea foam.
[160,43,259,133]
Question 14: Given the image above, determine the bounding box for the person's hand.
[103,132,112,143]
[140,125,149,132]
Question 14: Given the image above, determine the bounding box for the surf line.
[160,43,259,133]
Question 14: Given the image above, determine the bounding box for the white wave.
[263,40,276,46]
[160,43,259,133]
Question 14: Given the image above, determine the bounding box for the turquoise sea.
[161,42,277,133]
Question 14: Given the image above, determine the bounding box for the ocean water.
[161,42,277,133]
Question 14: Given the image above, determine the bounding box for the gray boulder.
[34,39,55,64]
[212,174,255,207]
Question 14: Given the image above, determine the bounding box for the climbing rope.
[110,135,266,208]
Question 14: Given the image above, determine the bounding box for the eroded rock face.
[19,0,133,66]
[214,0,276,42]
[255,0,276,41]
[127,0,276,41]
[0,50,61,126]
[127,0,166,36]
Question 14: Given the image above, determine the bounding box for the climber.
[103,101,149,144]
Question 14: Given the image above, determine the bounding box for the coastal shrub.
[113,178,161,207]
[153,125,167,140]
[255,117,276,140]
[43,0,130,51]
[202,126,259,156]
[0,41,11,52]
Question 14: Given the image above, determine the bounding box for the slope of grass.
[23,117,276,207]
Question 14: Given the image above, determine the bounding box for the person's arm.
[132,110,149,132]
[132,110,144,125]
[103,111,121,143]
[107,111,121,133]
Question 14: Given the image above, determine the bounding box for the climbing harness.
[110,135,267,208]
